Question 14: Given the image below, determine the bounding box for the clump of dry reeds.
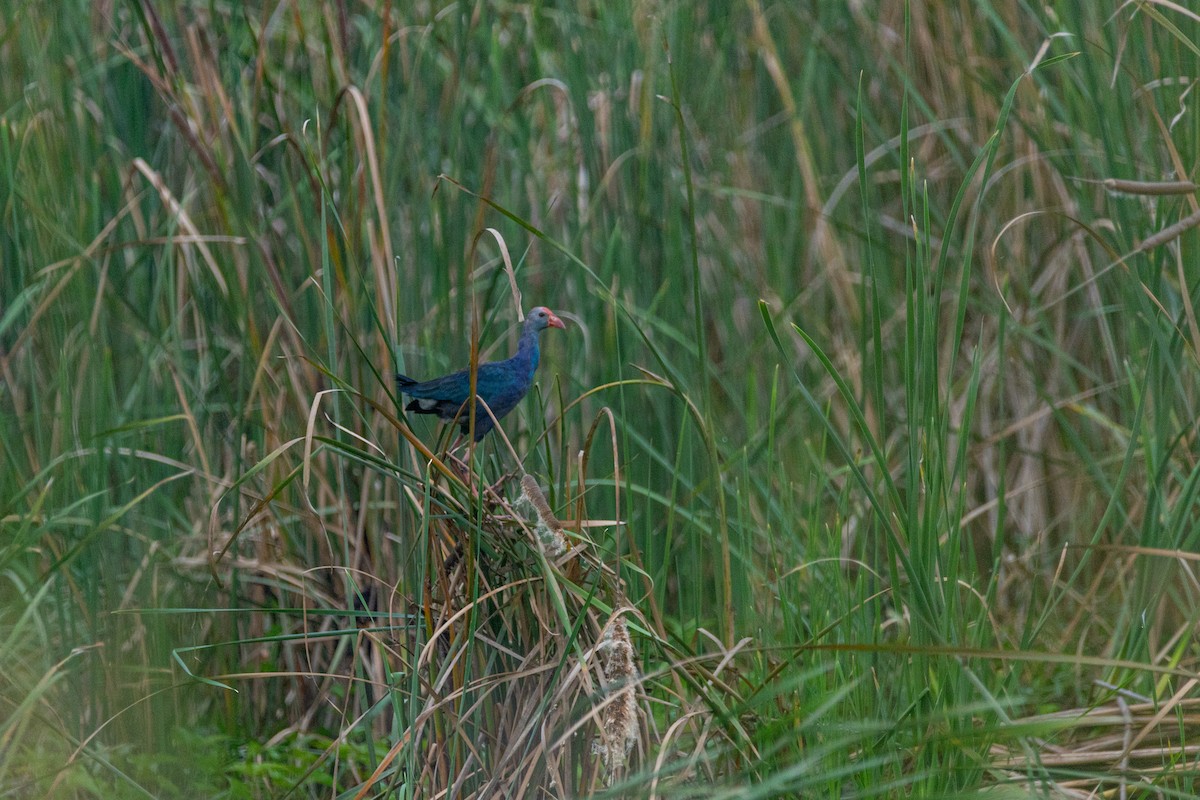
[991,691,1200,798]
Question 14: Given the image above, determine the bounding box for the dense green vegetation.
[4,2,1200,797]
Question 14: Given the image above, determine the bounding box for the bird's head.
[528,306,566,331]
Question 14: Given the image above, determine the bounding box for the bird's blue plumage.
[397,307,564,441]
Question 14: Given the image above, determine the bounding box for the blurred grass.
[3,1,1200,797]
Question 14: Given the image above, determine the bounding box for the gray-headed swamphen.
[396,306,566,442]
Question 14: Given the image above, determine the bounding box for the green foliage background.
[3,1,1200,797]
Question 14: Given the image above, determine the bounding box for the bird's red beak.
[547,310,566,329]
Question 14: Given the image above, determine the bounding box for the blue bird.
[397,306,566,442]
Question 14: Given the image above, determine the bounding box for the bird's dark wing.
[397,358,535,439]
[397,369,471,404]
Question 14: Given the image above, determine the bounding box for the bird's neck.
[514,327,540,375]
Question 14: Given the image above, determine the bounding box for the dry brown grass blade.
[994,696,1200,797]
[109,26,226,186]
[478,227,523,319]
[130,158,229,295]
[331,84,397,333]
[746,0,854,322]
[3,188,141,396]
[1120,0,1200,26]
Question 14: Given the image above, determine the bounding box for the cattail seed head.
[520,473,567,556]
[592,614,638,777]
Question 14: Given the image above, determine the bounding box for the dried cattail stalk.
[1136,207,1200,253]
[519,473,567,556]
[1100,178,1199,196]
[592,614,638,777]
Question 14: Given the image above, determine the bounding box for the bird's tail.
[396,373,418,389]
